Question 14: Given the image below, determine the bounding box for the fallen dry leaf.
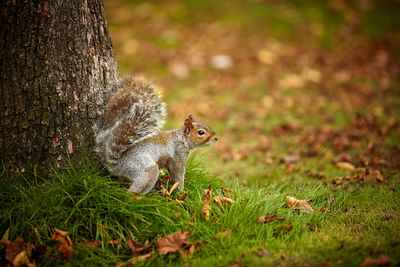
[212,196,234,205]
[168,198,186,204]
[221,186,233,197]
[0,237,36,267]
[0,237,24,263]
[285,163,296,174]
[371,170,384,182]
[168,182,180,195]
[274,223,293,233]
[51,228,75,260]
[215,228,232,239]
[156,231,199,258]
[180,242,200,259]
[156,231,190,255]
[179,192,189,201]
[132,195,145,201]
[127,251,154,264]
[160,185,168,196]
[286,196,313,213]
[257,214,283,224]
[202,186,212,220]
[360,254,395,267]
[253,249,273,258]
[127,239,151,254]
[13,249,36,267]
[279,73,306,89]
[257,49,277,64]
[336,161,356,171]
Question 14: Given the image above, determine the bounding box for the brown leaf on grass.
[168,182,180,195]
[257,216,266,224]
[156,231,199,258]
[0,237,25,264]
[13,250,36,267]
[202,186,212,220]
[51,228,74,260]
[179,192,189,201]
[2,238,25,261]
[161,182,181,196]
[212,196,234,205]
[284,224,293,232]
[127,251,154,264]
[127,239,151,254]
[286,196,313,213]
[257,214,283,224]
[336,162,356,171]
[371,170,384,182]
[285,164,296,174]
[180,242,200,259]
[0,238,36,267]
[160,185,168,196]
[156,231,190,255]
[215,228,232,239]
[274,223,293,232]
[253,246,273,258]
[221,186,233,197]
[168,198,186,204]
[132,195,144,201]
[360,254,395,267]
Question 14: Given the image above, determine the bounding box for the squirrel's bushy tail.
[94,78,166,164]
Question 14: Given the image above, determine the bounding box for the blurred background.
[103,0,400,181]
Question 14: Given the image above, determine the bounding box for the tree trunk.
[0,0,121,172]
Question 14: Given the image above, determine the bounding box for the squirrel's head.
[184,115,218,147]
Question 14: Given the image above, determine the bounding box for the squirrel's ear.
[184,115,195,135]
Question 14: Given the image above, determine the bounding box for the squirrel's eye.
[198,130,205,136]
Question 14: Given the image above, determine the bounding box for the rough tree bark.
[0,0,121,172]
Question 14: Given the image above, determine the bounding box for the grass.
[1,157,399,266]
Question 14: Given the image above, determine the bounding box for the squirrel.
[94,78,218,194]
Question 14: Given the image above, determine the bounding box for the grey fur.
[94,78,218,194]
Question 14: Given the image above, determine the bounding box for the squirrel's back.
[94,78,166,164]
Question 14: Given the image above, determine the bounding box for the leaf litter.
[51,228,75,260]
[257,214,284,224]
[202,185,212,220]
[0,237,36,267]
[156,231,200,258]
[286,196,313,213]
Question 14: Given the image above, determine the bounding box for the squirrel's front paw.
[177,182,184,191]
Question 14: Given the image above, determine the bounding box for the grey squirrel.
[94,78,218,194]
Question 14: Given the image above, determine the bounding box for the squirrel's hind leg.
[126,157,160,194]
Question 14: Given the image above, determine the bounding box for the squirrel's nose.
[214,135,219,142]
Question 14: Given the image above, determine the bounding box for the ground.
[0,0,399,266]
